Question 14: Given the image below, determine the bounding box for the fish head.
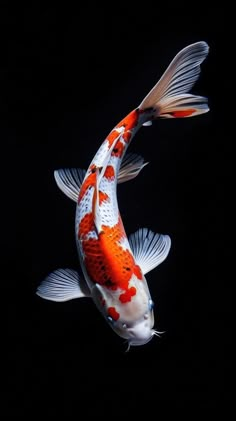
[91,277,158,348]
[108,297,157,348]
[119,294,156,347]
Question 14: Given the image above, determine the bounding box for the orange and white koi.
[37,42,209,348]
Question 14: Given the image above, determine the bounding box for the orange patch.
[78,172,96,203]
[79,215,142,297]
[111,140,125,158]
[104,165,115,180]
[170,109,195,118]
[107,129,121,147]
[108,307,120,321]
[81,218,134,289]
[78,212,94,237]
[119,286,136,303]
[122,131,132,143]
[133,264,143,280]
[116,109,139,130]
[99,223,135,290]
[99,191,109,205]
[82,238,112,286]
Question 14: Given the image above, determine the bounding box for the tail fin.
[139,41,209,118]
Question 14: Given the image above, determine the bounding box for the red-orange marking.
[111,140,125,158]
[78,212,94,237]
[170,109,195,118]
[78,172,96,203]
[81,218,133,289]
[108,306,120,321]
[98,221,135,289]
[133,264,143,280]
[107,130,121,147]
[116,109,139,130]
[119,286,136,303]
[104,165,115,180]
[122,131,132,143]
[79,215,140,304]
[99,191,109,205]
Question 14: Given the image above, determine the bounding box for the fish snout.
[127,318,155,346]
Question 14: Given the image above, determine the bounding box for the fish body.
[37,42,209,348]
[75,108,159,346]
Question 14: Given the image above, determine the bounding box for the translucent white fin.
[54,168,86,202]
[139,41,209,118]
[118,153,149,183]
[129,228,171,275]
[36,269,90,302]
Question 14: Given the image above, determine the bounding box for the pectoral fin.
[36,268,90,302]
[118,153,148,183]
[54,168,86,202]
[129,228,171,275]
[54,153,148,202]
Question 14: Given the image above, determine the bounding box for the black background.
[4,4,231,415]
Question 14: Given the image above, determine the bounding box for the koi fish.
[37,42,209,348]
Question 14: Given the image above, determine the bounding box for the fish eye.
[107,316,114,324]
[148,299,154,310]
[122,323,127,329]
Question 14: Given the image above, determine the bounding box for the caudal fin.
[139,41,209,118]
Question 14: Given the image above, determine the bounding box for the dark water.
[4,5,231,415]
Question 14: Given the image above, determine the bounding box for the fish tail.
[139,41,209,119]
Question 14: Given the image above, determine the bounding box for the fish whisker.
[124,340,131,353]
[152,329,166,338]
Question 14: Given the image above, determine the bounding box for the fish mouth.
[129,335,154,346]
[126,329,164,349]
[125,335,153,352]
[128,330,155,347]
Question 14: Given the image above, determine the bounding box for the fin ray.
[139,41,209,118]
[118,153,149,183]
[129,228,171,275]
[36,268,90,302]
[54,168,86,202]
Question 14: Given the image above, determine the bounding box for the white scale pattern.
[75,126,129,242]
[75,186,94,235]
[99,175,119,227]
[90,139,110,168]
